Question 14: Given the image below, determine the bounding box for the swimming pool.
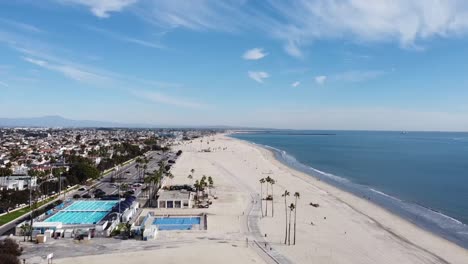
[153,217,201,230]
[64,201,117,211]
[44,201,118,225]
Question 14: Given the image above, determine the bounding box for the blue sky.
[1,0,468,130]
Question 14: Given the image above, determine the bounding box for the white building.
[0,176,37,190]
[157,191,194,209]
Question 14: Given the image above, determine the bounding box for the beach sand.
[56,134,468,264]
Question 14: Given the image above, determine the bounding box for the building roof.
[158,190,191,200]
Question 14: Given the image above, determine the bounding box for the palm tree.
[135,164,140,180]
[259,178,265,217]
[288,203,295,245]
[265,176,272,216]
[270,178,276,217]
[144,166,164,207]
[194,180,201,204]
[208,176,213,187]
[20,223,31,242]
[282,190,290,244]
[142,164,148,182]
[293,192,300,245]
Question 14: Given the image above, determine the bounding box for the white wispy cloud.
[333,70,386,82]
[84,25,164,49]
[133,0,247,32]
[268,0,468,56]
[291,81,300,87]
[248,71,269,83]
[107,1,468,58]
[58,0,138,18]
[23,56,108,83]
[315,75,327,85]
[0,18,43,33]
[134,91,207,109]
[242,48,267,60]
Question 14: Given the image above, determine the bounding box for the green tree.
[144,166,164,207]
[0,238,22,264]
[0,168,12,176]
[68,163,100,183]
[207,176,213,187]
[20,223,31,242]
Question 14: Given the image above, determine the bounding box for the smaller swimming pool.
[153,217,201,230]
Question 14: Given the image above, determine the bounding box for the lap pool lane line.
[204,157,293,264]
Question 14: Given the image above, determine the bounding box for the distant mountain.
[0,115,137,128]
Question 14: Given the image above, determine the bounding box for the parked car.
[82,194,92,199]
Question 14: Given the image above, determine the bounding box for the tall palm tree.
[288,203,295,246]
[142,164,148,182]
[293,192,300,245]
[259,178,265,217]
[282,190,290,244]
[20,223,31,242]
[144,166,164,207]
[135,164,140,180]
[265,176,272,216]
[270,178,276,217]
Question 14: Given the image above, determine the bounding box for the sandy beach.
[55,134,468,264]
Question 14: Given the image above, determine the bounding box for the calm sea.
[231,131,468,248]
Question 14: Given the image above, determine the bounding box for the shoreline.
[241,137,468,249]
[225,134,467,263]
[50,134,468,264]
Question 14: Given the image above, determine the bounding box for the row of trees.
[282,190,300,246]
[259,176,276,217]
[259,176,301,246]
[135,156,150,182]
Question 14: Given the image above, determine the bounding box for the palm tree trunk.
[260,183,263,217]
[265,184,269,216]
[284,197,288,244]
[288,209,292,245]
[294,197,297,245]
[271,184,274,217]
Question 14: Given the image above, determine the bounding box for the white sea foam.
[369,188,402,202]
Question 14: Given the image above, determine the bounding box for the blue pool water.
[45,211,109,224]
[64,201,117,211]
[153,217,201,230]
[231,131,468,249]
[45,200,118,224]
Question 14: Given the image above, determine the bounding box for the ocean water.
[231,131,468,248]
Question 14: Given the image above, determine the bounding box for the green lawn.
[0,186,78,226]
[0,197,54,225]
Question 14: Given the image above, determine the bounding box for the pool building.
[132,212,207,240]
[17,198,140,239]
[157,190,194,209]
